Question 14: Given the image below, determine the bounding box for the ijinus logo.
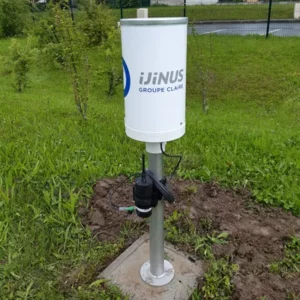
[139,69,184,85]
[122,58,131,97]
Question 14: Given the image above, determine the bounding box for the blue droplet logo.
[122,58,131,97]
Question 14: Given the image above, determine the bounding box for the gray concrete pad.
[100,234,203,300]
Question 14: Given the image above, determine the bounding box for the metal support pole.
[140,143,175,286]
[183,0,186,17]
[266,0,273,38]
[148,153,165,277]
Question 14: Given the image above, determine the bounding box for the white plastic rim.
[121,18,188,143]
[121,17,188,26]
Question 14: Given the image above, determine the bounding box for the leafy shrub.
[34,11,57,47]
[106,0,141,9]
[151,3,169,6]
[33,1,69,67]
[34,14,65,67]
[0,0,32,37]
[96,29,122,99]
[78,0,116,47]
[8,39,38,92]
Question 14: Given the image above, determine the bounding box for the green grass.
[270,236,300,276]
[0,34,300,298]
[116,4,294,21]
[165,210,229,259]
[165,210,237,299]
[192,258,238,300]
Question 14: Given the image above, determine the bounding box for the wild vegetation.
[0,1,299,299]
[0,0,32,37]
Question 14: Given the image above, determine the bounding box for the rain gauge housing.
[121,18,187,143]
[102,17,201,298]
[119,17,188,288]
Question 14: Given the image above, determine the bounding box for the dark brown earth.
[79,177,300,300]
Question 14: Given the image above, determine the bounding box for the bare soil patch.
[79,177,300,300]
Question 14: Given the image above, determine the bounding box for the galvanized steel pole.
[140,143,175,286]
[148,152,165,277]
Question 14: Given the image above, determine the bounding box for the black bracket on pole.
[266,0,273,38]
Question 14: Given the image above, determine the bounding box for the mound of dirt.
[79,177,300,300]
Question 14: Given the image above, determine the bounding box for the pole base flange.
[140,260,175,286]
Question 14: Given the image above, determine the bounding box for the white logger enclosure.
[120,18,188,143]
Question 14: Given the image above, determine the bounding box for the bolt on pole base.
[140,260,175,286]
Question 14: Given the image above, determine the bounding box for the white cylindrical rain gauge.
[120,18,188,143]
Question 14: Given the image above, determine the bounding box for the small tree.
[51,1,90,119]
[34,1,90,119]
[189,25,214,114]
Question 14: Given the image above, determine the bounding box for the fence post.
[120,0,123,19]
[69,0,75,24]
[266,0,273,38]
[184,0,186,17]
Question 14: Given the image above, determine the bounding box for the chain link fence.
[107,0,300,37]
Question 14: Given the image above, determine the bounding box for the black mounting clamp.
[133,155,175,218]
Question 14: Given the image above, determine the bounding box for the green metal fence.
[109,0,300,37]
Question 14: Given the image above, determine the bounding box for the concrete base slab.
[100,234,203,300]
